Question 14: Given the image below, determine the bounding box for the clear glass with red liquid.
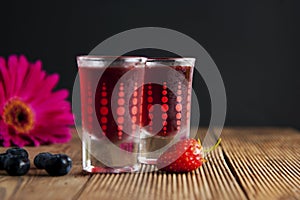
[77,56,146,173]
[139,58,195,164]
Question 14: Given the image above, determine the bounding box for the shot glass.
[139,57,195,164]
[77,56,147,173]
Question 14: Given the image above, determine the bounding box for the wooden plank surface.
[221,128,300,200]
[0,128,299,200]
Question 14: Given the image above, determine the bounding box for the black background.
[0,0,299,129]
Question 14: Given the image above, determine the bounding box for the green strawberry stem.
[203,138,222,153]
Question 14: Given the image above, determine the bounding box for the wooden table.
[0,128,299,200]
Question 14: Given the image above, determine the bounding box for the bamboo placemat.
[0,127,299,200]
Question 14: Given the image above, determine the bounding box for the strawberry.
[157,138,205,173]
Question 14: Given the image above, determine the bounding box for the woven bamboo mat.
[221,128,300,200]
[0,127,299,200]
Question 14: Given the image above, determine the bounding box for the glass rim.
[77,55,148,63]
[146,57,196,66]
[146,57,195,62]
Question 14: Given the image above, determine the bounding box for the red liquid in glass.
[79,65,144,172]
[79,66,143,142]
[139,65,193,163]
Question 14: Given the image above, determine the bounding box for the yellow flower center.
[2,98,35,134]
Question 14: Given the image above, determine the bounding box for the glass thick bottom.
[83,163,140,173]
[138,157,158,165]
[82,131,140,173]
[138,130,188,164]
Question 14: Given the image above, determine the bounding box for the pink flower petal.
[0,82,5,106]
[8,55,19,96]
[14,55,30,96]
[0,57,6,66]
[42,73,60,92]
[0,57,10,99]
[18,62,45,100]
[31,88,68,107]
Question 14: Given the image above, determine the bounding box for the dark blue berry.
[44,154,72,176]
[0,148,28,171]
[6,148,29,158]
[0,153,10,170]
[34,152,52,169]
[4,155,30,176]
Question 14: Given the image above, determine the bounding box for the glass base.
[139,132,178,165]
[138,157,157,165]
[83,164,140,173]
[82,131,140,173]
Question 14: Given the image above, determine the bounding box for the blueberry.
[0,148,28,171]
[0,153,10,170]
[34,152,52,169]
[44,154,72,176]
[4,155,30,176]
[6,148,29,158]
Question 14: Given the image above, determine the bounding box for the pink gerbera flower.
[0,55,74,147]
